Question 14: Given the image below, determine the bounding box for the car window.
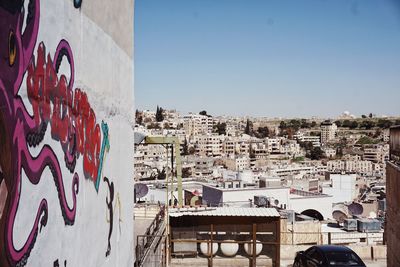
[325,251,363,266]
[309,250,324,264]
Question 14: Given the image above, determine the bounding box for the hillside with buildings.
[134,108,396,266]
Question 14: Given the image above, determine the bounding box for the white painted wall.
[0,0,133,266]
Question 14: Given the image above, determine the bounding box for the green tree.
[213,122,227,135]
[245,119,253,135]
[256,126,270,138]
[182,167,192,178]
[349,121,358,129]
[360,120,375,129]
[300,119,310,128]
[334,120,342,127]
[182,138,189,155]
[155,105,164,122]
[377,119,393,129]
[342,120,351,128]
[369,113,373,118]
[310,121,317,128]
[361,115,367,119]
[307,147,324,160]
[199,110,212,117]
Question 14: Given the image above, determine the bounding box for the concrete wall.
[281,244,386,261]
[289,195,333,220]
[0,0,134,266]
[386,162,400,267]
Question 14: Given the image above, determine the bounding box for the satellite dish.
[135,183,149,199]
[332,204,349,223]
[348,203,363,216]
[274,199,280,206]
[332,210,348,223]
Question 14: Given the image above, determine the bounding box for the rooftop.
[169,207,280,217]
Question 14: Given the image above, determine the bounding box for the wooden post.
[276,219,281,267]
[210,224,214,267]
[252,223,257,267]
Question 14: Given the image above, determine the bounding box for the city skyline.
[135,0,400,118]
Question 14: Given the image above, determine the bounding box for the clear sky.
[135,0,400,118]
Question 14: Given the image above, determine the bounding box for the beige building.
[183,113,214,136]
[193,134,223,157]
[320,121,337,144]
[363,144,390,164]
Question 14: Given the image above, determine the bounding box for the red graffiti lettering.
[27,43,101,181]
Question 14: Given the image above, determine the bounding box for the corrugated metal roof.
[169,207,280,217]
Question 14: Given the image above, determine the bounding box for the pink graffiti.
[0,0,104,266]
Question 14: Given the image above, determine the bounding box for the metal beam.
[144,136,183,207]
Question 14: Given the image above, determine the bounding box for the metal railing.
[135,207,166,267]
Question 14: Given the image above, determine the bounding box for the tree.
[310,121,317,128]
[349,121,358,129]
[300,119,310,129]
[249,143,255,159]
[369,113,373,118]
[308,147,324,160]
[135,109,143,125]
[334,120,342,127]
[377,119,393,129]
[182,167,192,178]
[155,105,164,122]
[245,119,253,135]
[182,138,189,155]
[360,120,375,130]
[256,126,270,138]
[199,110,208,116]
[213,122,226,135]
[361,115,367,119]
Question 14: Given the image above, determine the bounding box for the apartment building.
[320,121,337,144]
[363,144,390,164]
[327,160,373,176]
[223,156,250,171]
[183,113,214,136]
[222,138,237,156]
[193,134,223,157]
[295,132,321,147]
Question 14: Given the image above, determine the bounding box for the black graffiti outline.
[104,176,114,257]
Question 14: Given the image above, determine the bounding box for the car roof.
[314,245,354,253]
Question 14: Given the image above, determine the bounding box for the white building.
[322,173,357,203]
[320,121,337,144]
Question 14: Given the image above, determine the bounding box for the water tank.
[343,219,357,231]
[200,242,218,256]
[357,219,381,233]
[238,170,253,184]
[244,241,262,256]
[220,241,239,257]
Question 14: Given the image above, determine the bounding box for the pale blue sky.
[135,0,400,118]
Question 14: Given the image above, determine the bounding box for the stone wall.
[386,161,400,267]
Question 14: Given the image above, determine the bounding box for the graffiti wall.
[0,0,134,266]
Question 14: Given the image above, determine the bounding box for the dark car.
[293,245,366,267]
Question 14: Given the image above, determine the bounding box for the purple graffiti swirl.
[0,0,80,266]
